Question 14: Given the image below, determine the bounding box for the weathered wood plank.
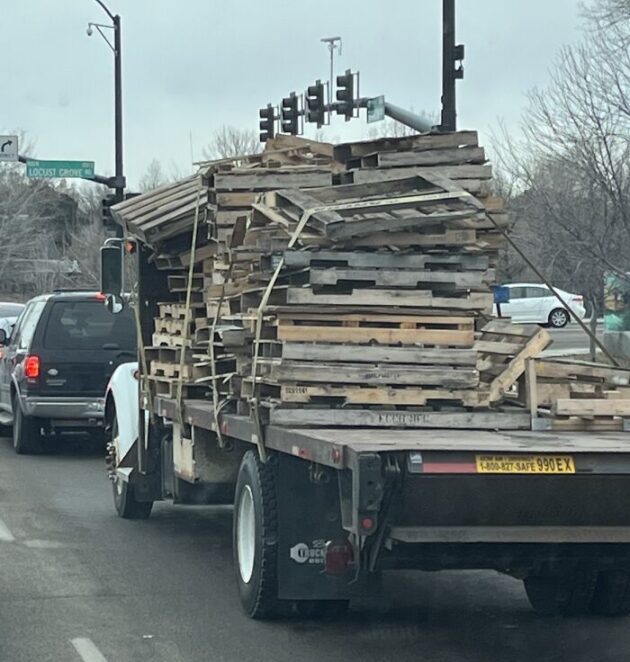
[350,229,478,248]
[269,408,532,429]
[334,131,479,160]
[352,165,493,184]
[259,361,478,387]
[276,324,474,346]
[280,342,478,365]
[366,146,486,168]
[281,249,488,271]
[286,288,493,311]
[213,169,333,191]
[552,399,630,417]
[534,360,630,385]
[308,267,485,289]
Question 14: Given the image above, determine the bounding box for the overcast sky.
[3,0,583,189]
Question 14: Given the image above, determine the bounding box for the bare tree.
[202,125,262,161]
[493,0,630,355]
[138,158,168,193]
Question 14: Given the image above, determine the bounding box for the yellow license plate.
[475,455,575,474]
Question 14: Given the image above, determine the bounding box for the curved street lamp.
[87,0,125,207]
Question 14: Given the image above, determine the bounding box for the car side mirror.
[101,244,124,297]
[0,329,7,346]
[104,294,124,315]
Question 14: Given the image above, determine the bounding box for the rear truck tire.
[12,396,42,455]
[590,570,630,616]
[548,307,570,328]
[110,413,153,520]
[524,570,597,616]
[233,450,281,619]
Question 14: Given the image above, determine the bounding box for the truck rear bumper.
[21,395,105,423]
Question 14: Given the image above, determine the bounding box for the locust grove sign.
[26,160,95,179]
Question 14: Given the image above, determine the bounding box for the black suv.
[0,291,136,453]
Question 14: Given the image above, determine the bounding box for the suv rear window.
[43,301,136,351]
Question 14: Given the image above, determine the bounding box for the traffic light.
[305,80,325,127]
[101,194,117,228]
[259,104,275,143]
[335,69,355,121]
[281,92,299,135]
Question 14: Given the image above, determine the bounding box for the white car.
[494,283,586,328]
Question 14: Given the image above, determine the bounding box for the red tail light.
[573,295,584,303]
[324,539,355,575]
[24,355,40,379]
[95,292,107,301]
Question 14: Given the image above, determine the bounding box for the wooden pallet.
[276,249,489,272]
[158,302,207,319]
[279,343,478,366]
[148,376,212,399]
[305,266,488,290]
[285,288,493,311]
[278,383,487,407]
[274,313,475,347]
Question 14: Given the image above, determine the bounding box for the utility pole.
[440,0,464,132]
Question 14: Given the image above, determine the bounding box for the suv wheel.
[12,397,42,455]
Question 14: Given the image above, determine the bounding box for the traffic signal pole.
[440,0,464,132]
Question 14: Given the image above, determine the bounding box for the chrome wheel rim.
[236,485,256,584]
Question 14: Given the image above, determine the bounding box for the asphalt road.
[2,436,630,662]
[546,322,603,354]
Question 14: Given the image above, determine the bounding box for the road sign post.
[26,160,95,179]
[0,135,18,162]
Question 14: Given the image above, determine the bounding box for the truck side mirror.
[0,329,7,346]
[101,244,124,297]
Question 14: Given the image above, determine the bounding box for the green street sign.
[366,95,385,124]
[26,159,95,179]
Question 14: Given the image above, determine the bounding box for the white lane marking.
[0,516,15,542]
[71,638,109,662]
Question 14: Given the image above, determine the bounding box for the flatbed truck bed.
[105,372,630,618]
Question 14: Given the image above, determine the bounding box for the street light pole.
[88,0,125,205]
[113,13,123,204]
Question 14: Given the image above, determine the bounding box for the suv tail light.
[572,295,584,303]
[24,355,40,379]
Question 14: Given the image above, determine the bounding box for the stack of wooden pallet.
[194,133,550,429]
[113,130,630,431]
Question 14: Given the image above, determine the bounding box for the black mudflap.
[276,454,353,601]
